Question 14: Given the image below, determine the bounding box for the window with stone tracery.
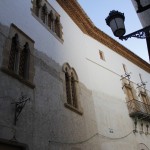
[55,17,61,38]
[2,24,35,88]
[48,11,54,30]
[41,4,47,23]
[35,0,41,17]
[71,72,78,108]
[8,34,19,73]
[63,63,78,109]
[62,63,84,115]
[19,42,30,79]
[32,0,63,41]
[65,70,71,105]
[8,35,30,80]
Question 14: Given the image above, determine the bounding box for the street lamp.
[105,10,150,62]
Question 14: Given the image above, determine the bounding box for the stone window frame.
[122,82,137,102]
[1,23,35,88]
[121,65,138,102]
[139,91,150,105]
[62,63,83,115]
[122,82,138,114]
[8,34,30,80]
[140,92,150,113]
[125,84,135,101]
[31,0,63,42]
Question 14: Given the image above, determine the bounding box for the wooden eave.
[56,0,150,73]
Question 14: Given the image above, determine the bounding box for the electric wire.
[98,130,133,140]
[49,133,99,145]
[49,130,133,145]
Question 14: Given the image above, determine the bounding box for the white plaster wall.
[0,0,150,94]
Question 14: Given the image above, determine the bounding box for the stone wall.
[0,23,99,150]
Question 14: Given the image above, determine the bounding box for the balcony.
[127,99,150,121]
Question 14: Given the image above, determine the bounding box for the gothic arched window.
[35,0,41,17]
[55,17,61,38]
[32,0,63,41]
[2,24,35,88]
[8,35,30,80]
[19,42,30,79]
[65,69,72,105]
[41,4,47,23]
[63,63,78,109]
[8,34,19,73]
[48,11,54,30]
[71,72,78,108]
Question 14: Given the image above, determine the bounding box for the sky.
[77,0,149,63]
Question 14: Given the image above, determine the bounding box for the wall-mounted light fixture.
[105,10,150,62]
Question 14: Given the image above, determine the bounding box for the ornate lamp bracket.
[11,94,30,125]
[119,26,150,40]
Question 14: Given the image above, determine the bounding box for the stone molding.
[56,0,150,73]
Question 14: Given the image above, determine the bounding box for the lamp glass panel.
[109,18,125,37]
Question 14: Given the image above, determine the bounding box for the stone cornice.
[56,0,150,73]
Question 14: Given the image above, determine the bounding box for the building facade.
[131,0,150,27]
[0,0,150,150]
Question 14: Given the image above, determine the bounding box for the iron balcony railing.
[127,99,150,120]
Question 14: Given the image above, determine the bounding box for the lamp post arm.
[119,26,150,62]
[119,25,150,40]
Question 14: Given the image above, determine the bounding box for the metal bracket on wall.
[135,0,150,13]
[11,94,30,125]
[120,72,131,80]
[120,72,131,89]
[137,81,147,89]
